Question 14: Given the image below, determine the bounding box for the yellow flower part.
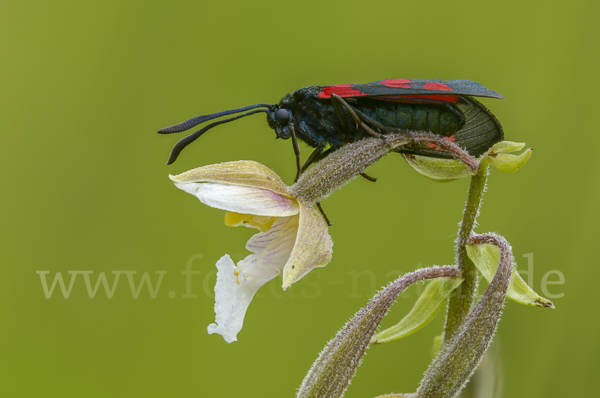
[224,211,276,232]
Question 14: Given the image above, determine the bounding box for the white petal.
[208,216,299,342]
[207,255,244,343]
[174,182,299,217]
[245,215,299,270]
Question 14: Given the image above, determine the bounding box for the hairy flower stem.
[292,133,478,205]
[444,162,489,341]
[297,267,460,398]
[417,233,513,397]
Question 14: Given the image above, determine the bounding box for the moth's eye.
[274,108,291,125]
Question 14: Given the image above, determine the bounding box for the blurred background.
[1,0,598,396]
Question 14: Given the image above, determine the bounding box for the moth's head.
[267,106,293,140]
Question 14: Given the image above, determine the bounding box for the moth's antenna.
[158,104,272,134]
[166,109,269,165]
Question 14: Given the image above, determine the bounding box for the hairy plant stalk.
[297,267,460,398]
[417,233,513,397]
[444,163,489,340]
[292,133,478,205]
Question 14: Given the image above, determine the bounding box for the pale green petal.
[402,141,531,182]
[371,276,463,344]
[466,243,554,308]
[282,202,332,289]
[402,154,473,182]
[488,149,532,173]
[488,141,526,154]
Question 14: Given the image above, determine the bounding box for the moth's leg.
[351,108,416,144]
[360,172,377,182]
[331,96,354,132]
[302,143,333,226]
[299,144,327,174]
[331,94,390,145]
[289,122,303,183]
[316,202,333,226]
[445,103,466,127]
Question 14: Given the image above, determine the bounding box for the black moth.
[158,79,504,180]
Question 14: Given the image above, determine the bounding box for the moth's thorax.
[276,87,344,147]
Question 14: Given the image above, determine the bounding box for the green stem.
[444,161,489,340]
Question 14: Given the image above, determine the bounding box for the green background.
[1,0,597,396]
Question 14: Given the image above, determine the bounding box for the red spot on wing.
[376,94,461,103]
[380,79,412,88]
[446,135,455,142]
[318,84,368,98]
[427,143,438,149]
[422,82,453,91]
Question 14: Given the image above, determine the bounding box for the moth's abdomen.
[360,101,462,136]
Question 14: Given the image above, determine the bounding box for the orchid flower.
[170,160,332,342]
